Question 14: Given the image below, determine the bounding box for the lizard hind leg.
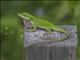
[47,29,52,34]
[46,28,52,34]
[43,28,52,36]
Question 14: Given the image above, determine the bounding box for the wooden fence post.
[24,25,77,60]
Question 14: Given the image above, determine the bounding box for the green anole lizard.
[18,12,69,41]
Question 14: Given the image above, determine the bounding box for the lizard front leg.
[30,21,36,32]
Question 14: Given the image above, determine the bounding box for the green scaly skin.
[18,12,69,42]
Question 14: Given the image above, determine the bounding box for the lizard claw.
[29,29,36,32]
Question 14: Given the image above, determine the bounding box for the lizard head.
[17,12,34,21]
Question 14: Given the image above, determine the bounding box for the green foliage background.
[1,1,80,60]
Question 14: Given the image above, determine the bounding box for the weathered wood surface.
[24,25,77,60]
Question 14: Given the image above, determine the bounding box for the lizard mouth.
[18,14,31,21]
